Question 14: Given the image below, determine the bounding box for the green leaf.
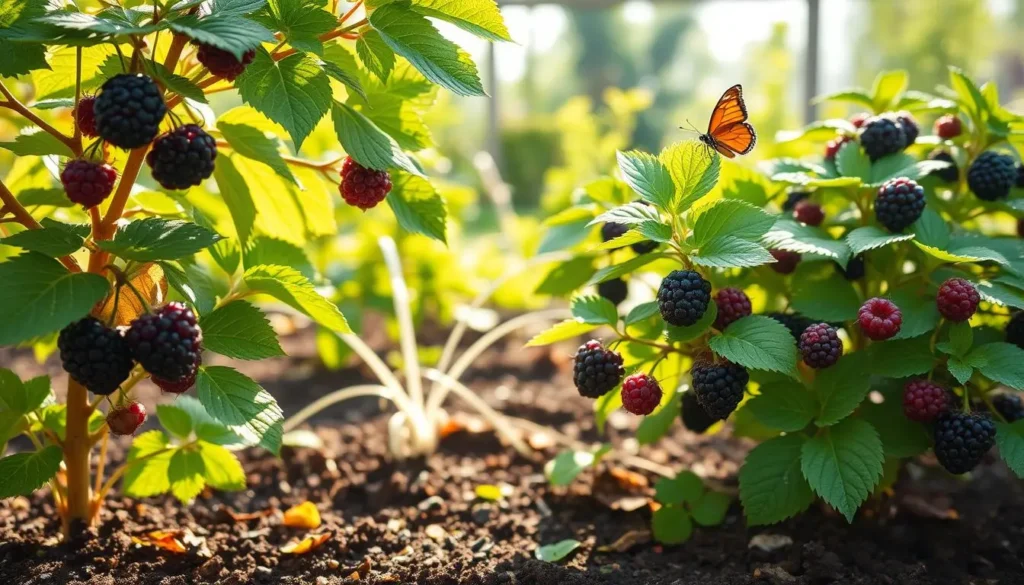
[244,264,350,332]
[616,150,675,210]
[624,301,659,326]
[0,129,74,158]
[168,14,274,60]
[0,253,109,345]
[157,404,193,439]
[746,381,817,432]
[168,448,206,502]
[691,236,775,269]
[387,172,447,242]
[866,336,936,378]
[200,301,284,360]
[174,396,243,445]
[525,319,598,348]
[218,119,298,186]
[845,226,914,255]
[545,446,609,486]
[910,208,949,248]
[0,446,62,498]
[590,201,661,227]
[211,155,257,246]
[708,316,799,378]
[236,50,332,150]
[122,430,173,497]
[659,140,720,212]
[860,401,930,458]
[535,257,595,296]
[0,0,49,77]
[594,388,621,433]
[332,102,420,175]
[800,418,884,522]
[691,491,731,527]
[814,353,872,426]
[995,421,1024,479]
[198,441,247,490]
[947,357,974,385]
[889,287,940,340]
[692,199,774,247]
[586,253,659,285]
[264,0,335,55]
[99,218,222,262]
[369,3,485,97]
[243,236,313,280]
[212,0,268,15]
[870,70,908,112]
[195,366,284,447]
[410,0,511,42]
[835,140,870,181]
[948,66,988,121]
[636,392,681,445]
[763,219,851,266]
[739,434,813,526]
[940,321,973,358]
[664,301,717,343]
[654,470,703,505]
[320,49,368,101]
[812,89,873,109]
[1,227,83,257]
[651,505,693,545]
[791,272,861,322]
[571,295,618,326]
[148,60,207,104]
[535,539,581,562]
[964,343,1024,389]
[355,29,395,83]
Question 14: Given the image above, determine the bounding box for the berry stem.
[0,80,82,157]
[339,0,363,23]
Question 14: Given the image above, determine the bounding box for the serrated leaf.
[264,0,335,55]
[845,226,914,255]
[535,539,581,562]
[996,421,1024,479]
[739,434,813,526]
[244,264,349,332]
[866,336,936,378]
[814,354,872,426]
[168,14,274,60]
[590,201,661,227]
[636,392,681,445]
[410,0,511,42]
[860,401,930,458]
[763,219,851,265]
[836,140,870,181]
[196,366,284,447]
[791,271,860,322]
[2,227,84,257]
[99,218,223,262]
[571,295,618,326]
[692,199,774,246]
[691,236,775,269]
[211,155,257,246]
[0,0,49,77]
[889,287,940,340]
[947,357,974,384]
[157,404,193,439]
[747,382,817,432]
[0,446,62,498]
[691,491,731,527]
[213,0,268,15]
[218,118,298,186]
[586,253,659,285]
[168,448,206,503]
[200,301,284,360]
[535,257,595,296]
[198,441,246,490]
[236,49,331,150]
[355,29,395,82]
[616,150,674,210]
[660,140,720,212]
[243,236,313,280]
[387,172,447,242]
[321,53,367,101]
[708,315,799,377]
[123,430,173,497]
[651,505,693,545]
[664,301,716,343]
[800,418,884,522]
[149,60,207,104]
[942,321,973,358]
[654,470,703,505]
[964,343,1024,389]
[524,319,597,348]
[0,129,74,158]
[332,102,420,175]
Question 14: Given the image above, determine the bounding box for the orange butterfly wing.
[705,84,757,157]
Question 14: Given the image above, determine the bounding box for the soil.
[1,327,1023,585]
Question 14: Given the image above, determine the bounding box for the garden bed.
[1,337,1021,585]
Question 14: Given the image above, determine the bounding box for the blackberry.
[657,270,711,327]
[895,111,919,145]
[840,254,866,280]
[993,393,1024,423]
[1017,163,1024,188]
[713,287,751,330]
[339,156,392,210]
[824,136,853,162]
[769,249,801,274]
[691,361,747,420]
[600,221,628,248]
[857,297,902,341]
[782,191,810,212]
[902,379,951,422]
[572,340,624,398]
[126,302,203,382]
[73,96,98,138]
[934,411,996,475]
[875,177,925,233]
[598,278,628,306]
[621,373,663,416]
[631,239,659,255]
[680,390,716,434]
[94,74,166,149]
[196,43,256,81]
[793,200,824,226]
[967,151,1017,201]
[859,116,907,162]
[927,150,959,183]
[936,277,979,322]
[799,323,842,369]
[154,355,200,394]
[61,159,117,209]
[58,317,135,395]
[1007,312,1024,349]
[107,401,147,436]
[767,312,815,342]
[934,114,962,139]
[146,124,217,190]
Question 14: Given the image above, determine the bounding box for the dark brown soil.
[1,329,1023,585]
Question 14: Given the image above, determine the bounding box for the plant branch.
[0,80,81,157]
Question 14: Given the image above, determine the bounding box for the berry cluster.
[875,177,925,233]
[967,150,1016,201]
[857,297,902,341]
[572,340,624,399]
[125,302,203,385]
[657,270,711,327]
[793,200,824,227]
[691,361,748,420]
[936,277,979,322]
[621,374,662,416]
[196,43,256,81]
[94,74,167,150]
[858,113,917,161]
[769,249,801,274]
[60,160,118,209]
[146,124,218,190]
[799,323,842,369]
[713,288,751,330]
[339,157,393,210]
[927,150,959,183]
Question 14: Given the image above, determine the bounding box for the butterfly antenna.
[678,119,701,136]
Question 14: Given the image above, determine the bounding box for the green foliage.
[651,470,731,544]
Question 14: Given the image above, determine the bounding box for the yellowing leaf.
[96,263,167,326]
[283,501,321,529]
[280,532,331,554]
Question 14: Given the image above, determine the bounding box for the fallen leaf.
[281,532,332,554]
[608,467,648,490]
[475,484,502,501]
[226,507,274,522]
[131,530,188,553]
[596,530,651,553]
[535,539,581,562]
[283,501,321,529]
[748,534,793,552]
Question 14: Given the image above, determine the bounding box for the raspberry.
[859,116,906,161]
[691,361,747,420]
[339,156,392,210]
[967,151,1017,201]
[146,124,217,190]
[73,96,98,138]
[993,393,1024,423]
[572,340,624,398]
[680,390,716,434]
[107,401,147,436]
[1017,163,1024,188]
[875,177,925,233]
[934,114,962,139]
[1007,312,1024,349]
[60,159,117,209]
[94,73,167,149]
[767,312,814,341]
[902,379,951,422]
[895,111,919,145]
[58,317,135,395]
[824,136,853,161]
[927,150,959,183]
[713,287,751,330]
[857,297,902,341]
[936,277,979,322]
[598,278,628,306]
[657,270,711,327]
[782,191,809,212]
[769,249,801,274]
[793,200,824,226]
[126,302,203,382]
[840,254,866,280]
[196,43,256,81]
[621,373,663,416]
[799,323,843,368]
[849,113,869,128]
[933,411,995,475]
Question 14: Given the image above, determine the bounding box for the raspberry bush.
[0,0,509,537]
[529,68,1024,539]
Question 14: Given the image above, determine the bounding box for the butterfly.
[697,84,757,158]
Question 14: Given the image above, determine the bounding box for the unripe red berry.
[61,159,117,209]
[621,373,662,416]
[340,157,393,210]
[936,277,980,322]
[902,379,951,422]
[850,113,870,128]
[857,297,902,341]
[934,114,962,140]
[769,249,801,274]
[824,136,853,161]
[73,96,98,138]
[107,401,147,436]
[793,200,825,226]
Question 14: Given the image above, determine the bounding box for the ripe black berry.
[967,151,1016,201]
[681,390,716,434]
[782,191,810,212]
[572,340,624,398]
[657,270,711,327]
[154,363,198,394]
[107,401,147,436]
[799,323,842,369]
[126,302,203,382]
[857,297,902,341]
[895,111,919,145]
[73,96,98,138]
[146,124,217,190]
[58,317,135,395]
[598,278,628,306]
[1007,312,1024,349]
[840,254,865,280]
[631,239,659,254]
[875,177,925,233]
[934,114,962,139]
[340,156,392,210]
[621,373,663,416]
[859,116,907,161]
[61,159,117,209]
[934,411,996,475]
[691,361,747,420]
[793,200,824,226]
[196,43,256,81]
[713,287,751,330]
[600,221,628,244]
[993,393,1024,423]
[927,150,959,183]
[767,312,814,341]
[936,277,979,322]
[94,74,166,149]
[769,249,801,274]
[902,379,951,422]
